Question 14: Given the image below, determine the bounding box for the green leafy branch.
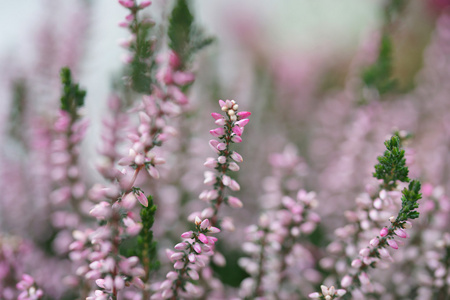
[373,135,409,190]
[168,0,214,67]
[60,67,86,117]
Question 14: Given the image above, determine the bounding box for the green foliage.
[168,0,214,65]
[59,67,86,115]
[362,34,397,96]
[138,196,159,274]
[129,20,155,94]
[383,0,407,24]
[373,135,409,190]
[396,180,421,222]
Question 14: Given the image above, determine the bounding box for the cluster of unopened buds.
[16,275,44,300]
[308,285,346,300]
[153,217,220,299]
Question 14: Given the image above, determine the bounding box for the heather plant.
[1,1,450,300]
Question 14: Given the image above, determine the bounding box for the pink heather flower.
[236,119,250,127]
[228,196,243,208]
[147,165,160,179]
[370,237,380,247]
[181,231,193,238]
[173,71,195,85]
[232,126,243,136]
[193,244,202,254]
[140,0,152,8]
[90,202,111,219]
[228,162,240,171]
[198,233,208,244]
[228,179,240,191]
[237,111,251,118]
[217,143,227,151]
[119,0,135,8]
[211,112,222,120]
[351,259,362,268]
[209,140,220,153]
[394,228,408,238]
[174,242,188,250]
[136,191,148,207]
[231,135,242,143]
[359,248,370,257]
[215,118,226,126]
[187,269,199,280]
[222,175,232,186]
[204,158,218,168]
[210,127,225,137]
[341,275,352,288]
[200,219,210,230]
[387,239,399,249]
[231,151,243,162]
[380,227,389,237]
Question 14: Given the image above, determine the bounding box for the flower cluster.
[16,274,44,300]
[198,99,251,227]
[153,217,220,299]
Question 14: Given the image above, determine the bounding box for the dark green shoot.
[138,196,159,277]
[362,34,397,97]
[373,135,409,190]
[396,180,421,222]
[60,67,86,117]
[168,0,214,66]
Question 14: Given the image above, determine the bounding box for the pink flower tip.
[140,0,151,8]
[387,239,399,249]
[237,111,251,118]
[380,227,389,237]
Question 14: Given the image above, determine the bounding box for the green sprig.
[60,67,86,115]
[372,135,409,190]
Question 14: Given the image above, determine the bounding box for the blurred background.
[1,0,450,299]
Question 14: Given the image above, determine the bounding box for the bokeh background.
[1,0,450,299]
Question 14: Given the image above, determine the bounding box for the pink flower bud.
[119,0,134,8]
[209,127,225,137]
[215,118,226,126]
[237,111,251,118]
[351,259,362,268]
[236,119,249,127]
[232,126,243,136]
[208,226,221,233]
[380,227,389,237]
[136,191,148,207]
[394,228,408,238]
[231,151,243,162]
[140,0,151,8]
[370,237,380,247]
[228,162,240,171]
[174,242,188,250]
[211,112,222,120]
[198,233,208,244]
[229,179,240,191]
[181,231,193,238]
[171,252,185,260]
[231,135,242,143]
[147,165,160,179]
[359,248,370,257]
[193,244,202,253]
[228,196,243,208]
[217,143,227,151]
[341,275,352,288]
[387,239,399,249]
[200,219,210,230]
[218,99,226,107]
[187,269,199,280]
